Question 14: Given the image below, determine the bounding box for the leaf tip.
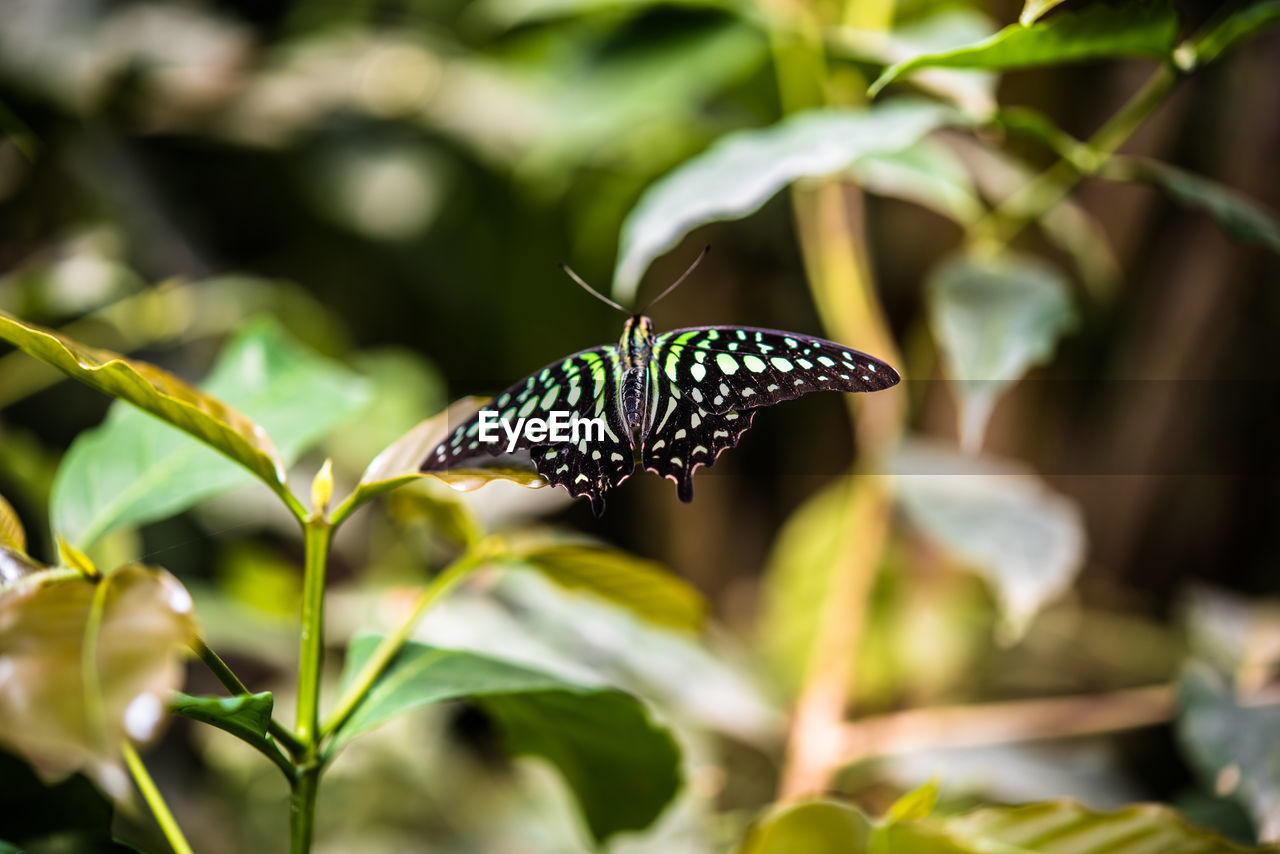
[57,536,99,579]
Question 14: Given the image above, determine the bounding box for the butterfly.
[421,249,900,515]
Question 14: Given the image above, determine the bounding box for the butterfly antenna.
[641,245,710,313]
[559,262,627,314]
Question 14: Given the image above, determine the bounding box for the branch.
[836,685,1174,766]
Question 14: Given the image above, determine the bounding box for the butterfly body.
[619,315,654,437]
[422,313,900,516]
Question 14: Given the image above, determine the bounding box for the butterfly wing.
[651,327,900,414]
[641,388,755,502]
[420,346,635,515]
[643,327,899,501]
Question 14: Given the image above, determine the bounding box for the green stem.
[289,764,321,854]
[280,489,310,523]
[974,63,1179,249]
[123,741,195,854]
[81,575,111,760]
[328,490,362,529]
[295,519,332,745]
[191,637,305,759]
[320,551,482,742]
[290,516,332,854]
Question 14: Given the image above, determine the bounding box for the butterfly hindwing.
[641,366,755,502]
[420,346,635,515]
[650,326,899,415]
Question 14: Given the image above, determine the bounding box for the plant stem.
[191,636,305,758]
[289,764,321,854]
[766,0,905,801]
[295,519,332,745]
[320,550,482,741]
[974,63,1179,250]
[123,740,195,854]
[290,516,332,854]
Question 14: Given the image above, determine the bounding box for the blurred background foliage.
[1,0,1279,850]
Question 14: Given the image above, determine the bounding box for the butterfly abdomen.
[621,367,646,430]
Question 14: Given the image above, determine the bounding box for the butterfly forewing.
[420,346,635,515]
[650,327,899,416]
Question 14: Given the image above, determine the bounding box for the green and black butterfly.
[421,249,900,515]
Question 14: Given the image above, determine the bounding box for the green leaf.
[926,252,1076,452]
[943,799,1276,852]
[336,396,547,523]
[505,535,705,632]
[0,564,198,799]
[1180,1,1280,69]
[50,318,371,549]
[1178,664,1280,841]
[892,441,1086,640]
[738,800,872,854]
[334,636,681,842]
[0,309,291,505]
[469,0,739,31]
[870,4,1179,96]
[463,570,781,741]
[169,691,274,744]
[613,99,959,300]
[1102,157,1280,256]
[851,138,983,224]
[828,9,999,117]
[1020,0,1070,26]
[0,492,25,554]
[386,484,483,548]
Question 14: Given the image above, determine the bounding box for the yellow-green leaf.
[0,310,291,503]
[885,780,939,824]
[738,800,873,854]
[0,564,198,798]
[944,800,1276,853]
[0,492,24,554]
[505,534,706,631]
[51,319,371,547]
[759,478,873,697]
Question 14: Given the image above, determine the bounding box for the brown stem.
[835,685,1174,766]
